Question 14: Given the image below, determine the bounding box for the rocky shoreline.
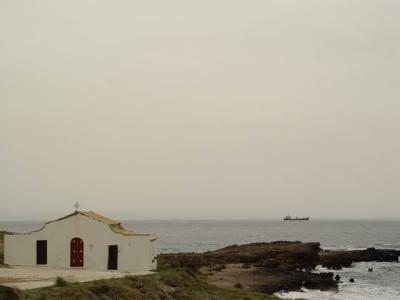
[159,241,400,295]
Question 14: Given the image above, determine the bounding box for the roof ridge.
[79,211,120,225]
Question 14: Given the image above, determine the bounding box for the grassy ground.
[0,267,278,300]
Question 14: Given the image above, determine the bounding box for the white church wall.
[4,234,36,266]
[4,213,157,271]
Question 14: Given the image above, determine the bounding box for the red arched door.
[70,238,84,267]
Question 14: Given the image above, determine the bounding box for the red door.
[70,238,84,267]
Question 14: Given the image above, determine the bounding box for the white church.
[4,209,157,272]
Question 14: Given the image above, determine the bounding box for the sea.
[1,219,399,299]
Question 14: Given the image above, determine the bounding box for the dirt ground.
[0,265,152,289]
[204,264,277,290]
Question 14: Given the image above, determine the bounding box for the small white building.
[4,211,157,272]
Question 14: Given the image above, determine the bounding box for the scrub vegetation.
[0,267,277,300]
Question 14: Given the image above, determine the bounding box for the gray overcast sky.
[1,0,399,220]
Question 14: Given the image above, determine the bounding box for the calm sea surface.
[1,219,399,299]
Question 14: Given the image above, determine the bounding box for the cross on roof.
[74,202,80,211]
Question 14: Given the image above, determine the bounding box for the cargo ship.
[283,215,310,221]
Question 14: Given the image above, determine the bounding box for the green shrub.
[55,276,68,287]
[0,286,21,300]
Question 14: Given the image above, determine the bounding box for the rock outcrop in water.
[160,241,336,293]
[160,241,320,270]
[159,241,400,294]
[320,247,400,270]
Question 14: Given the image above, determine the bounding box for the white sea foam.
[276,285,400,300]
[277,262,400,300]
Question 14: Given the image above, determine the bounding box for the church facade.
[4,211,157,272]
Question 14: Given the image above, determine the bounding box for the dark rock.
[159,241,321,271]
[334,274,341,281]
[209,264,225,272]
[349,278,355,283]
[320,248,400,270]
